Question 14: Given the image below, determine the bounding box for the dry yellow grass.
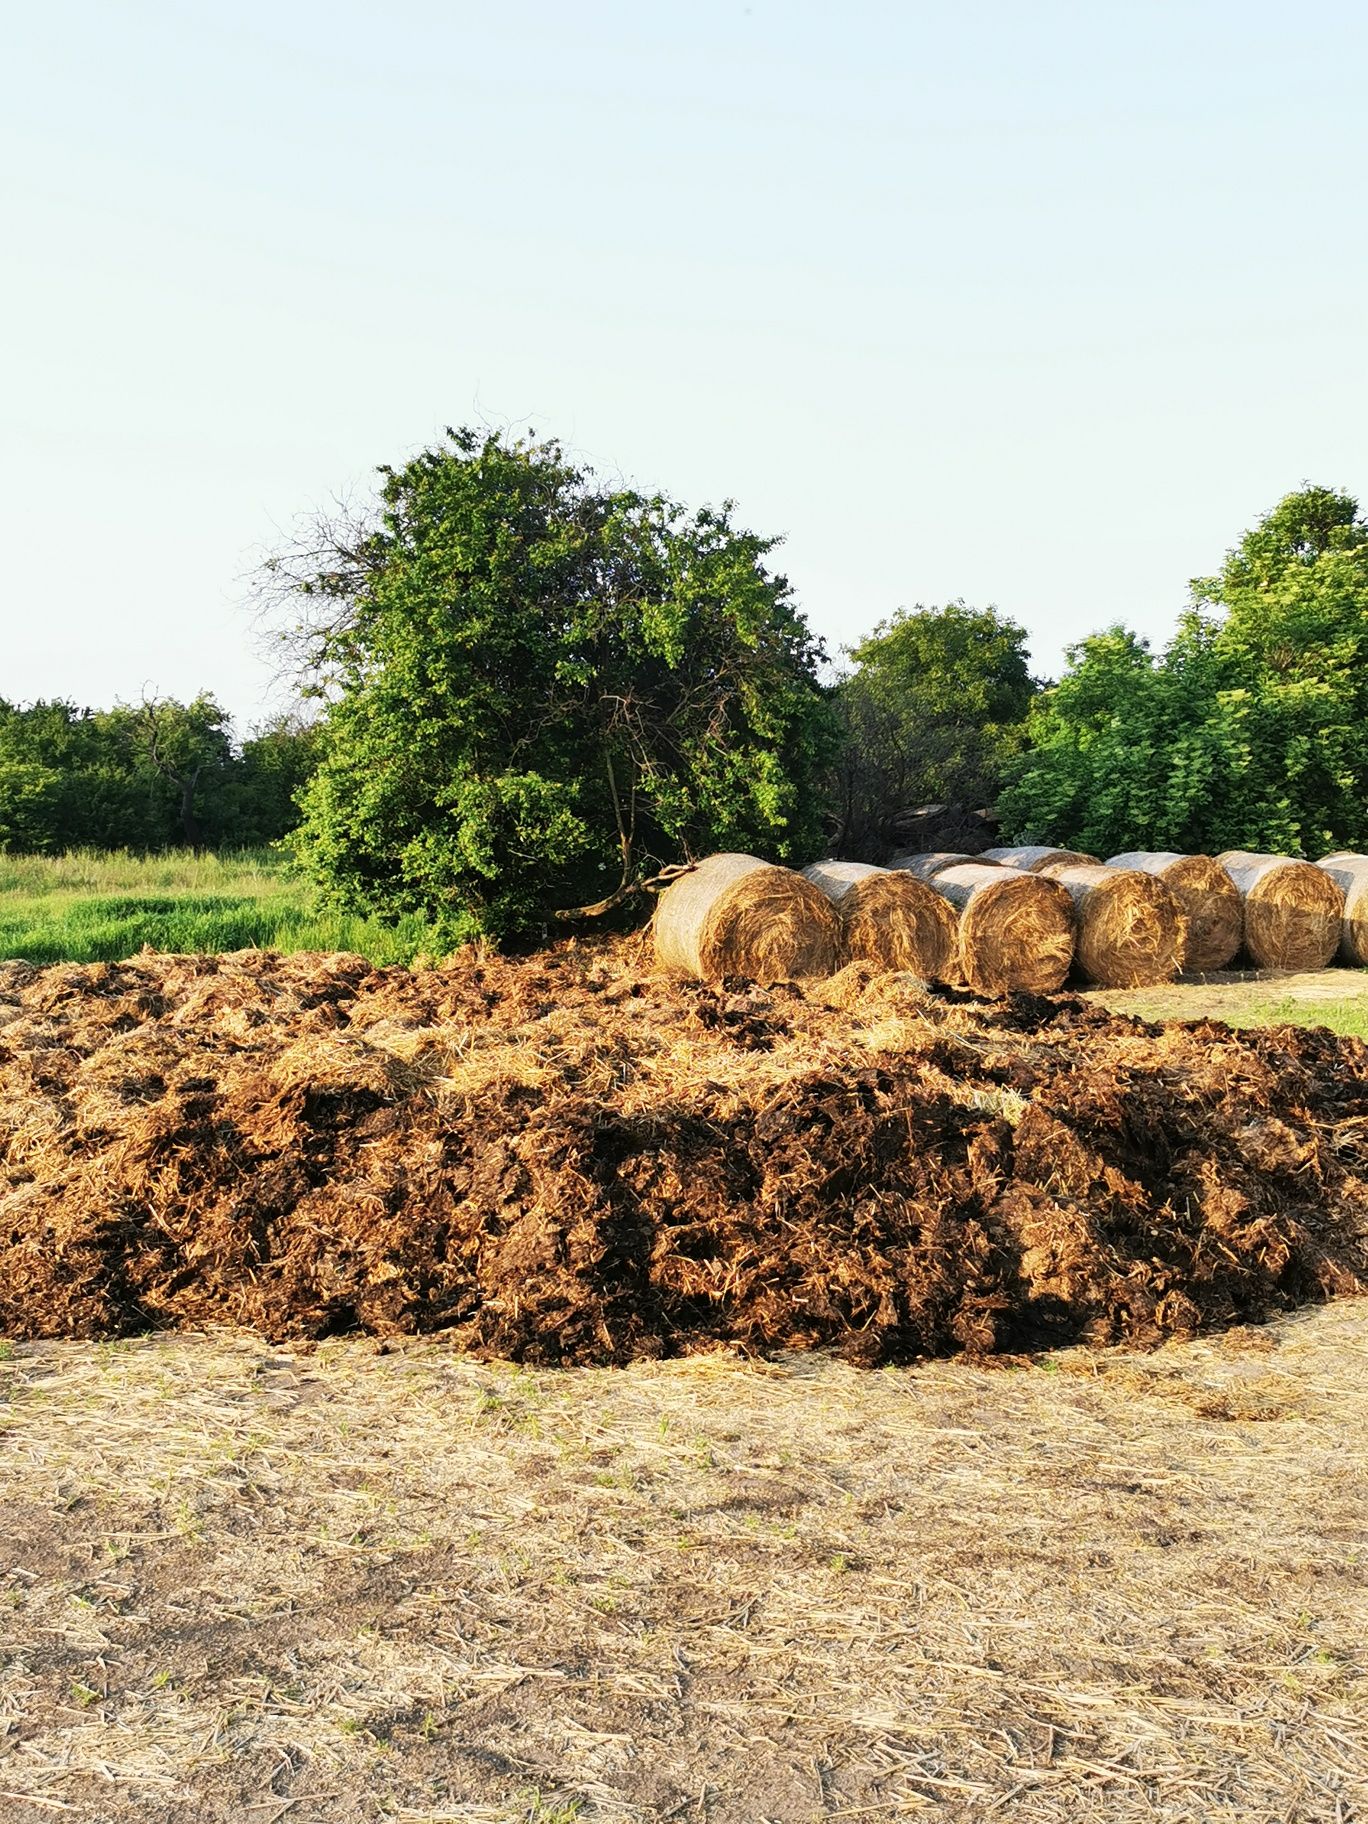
[3,1301,1367,1822]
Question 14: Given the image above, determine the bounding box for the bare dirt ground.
[3,1302,1367,1823]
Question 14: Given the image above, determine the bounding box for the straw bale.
[981,844,1102,871]
[925,863,1075,995]
[802,861,959,982]
[653,852,842,982]
[1040,862,1183,987]
[1106,851,1243,973]
[1315,852,1368,966]
[1215,851,1345,971]
[889,851,998,883]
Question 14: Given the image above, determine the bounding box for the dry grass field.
[3,1301,1367,1823]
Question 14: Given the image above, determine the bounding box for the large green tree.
[999,486,1368,857]
[267,429,838,943]
[832,602,1037,858]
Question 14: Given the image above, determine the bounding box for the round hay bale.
[1215,851,1344,971]
[1314,853,1368,965]
[1105,851,1243,973]
[803,861,959,982]
[1040,863,1183,986]
[926,863,1075,996]
[981,844,1102,871]
[654,853,842,982]
[889,851,999,883]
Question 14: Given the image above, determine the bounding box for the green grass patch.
[0,850,442,966]
[1093,974,1368,1038]
[1230,995,1368,1039]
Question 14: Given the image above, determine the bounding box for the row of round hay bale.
[981,844,1101,871]
[919,863,1075,996]
[653,846,1357,989]
[889,851,996,882]
[801,861,960,982]
[1035,861,1184,987]
[1314,852,1368,965]
[654,852,842,982]
[1106,851,1244,972]
[1215,851,1344,971]
[653,851,1078,997]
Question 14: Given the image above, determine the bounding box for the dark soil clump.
[2,945,1366,1365]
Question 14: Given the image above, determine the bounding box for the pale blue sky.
[5,1,1365,726]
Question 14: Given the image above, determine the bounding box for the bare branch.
[550,860,696,923]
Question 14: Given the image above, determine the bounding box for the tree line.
[7,429,1367,946]
[1000,486,1368,860]
[0,695,319,853]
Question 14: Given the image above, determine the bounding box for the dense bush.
[271,429,839,944]
[1000,486,1368,858]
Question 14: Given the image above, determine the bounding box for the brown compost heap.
[1216,851,1344,971]
[1107,852,1243,973]
[6,943,1365,1366]
[803,860,959,981]
[653,852,841,982]
[1315,853,1368,966]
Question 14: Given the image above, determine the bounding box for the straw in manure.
[889,851,999,883]
[1040,863,1183,987]
[1215,851,1345,971]
[982,844,1102,871]
[654,853,842,982]
[1315,853,1368,966]
[1106,851,1243,973]
[803,861,959,982]
[925,863,1075,996]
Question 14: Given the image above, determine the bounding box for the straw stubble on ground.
[1,1304,1367,1823]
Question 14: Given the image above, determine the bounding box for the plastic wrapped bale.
[802,861,959,982]
[1040,863,1184,987]
[889,852,1000,883]
[1106,851,1243,973]
[981,844,1102,871]
[1315,853,1368,966]
[653,853,843,982]
[925,863,1075,996]
[1215,851,1344,971]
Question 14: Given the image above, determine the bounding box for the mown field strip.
[2,1303,1367,1822]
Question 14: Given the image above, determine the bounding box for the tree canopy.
[0,695,317,854]
[832,602,1037,858]
[11,465,1365,895]
[999,486,1368,857]
[270,428,839,943]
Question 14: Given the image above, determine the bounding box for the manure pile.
[2,946,1368,1366]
